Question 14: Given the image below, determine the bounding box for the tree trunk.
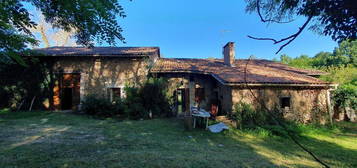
[29,96,36,111]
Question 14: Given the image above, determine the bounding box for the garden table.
[192,109,210,129]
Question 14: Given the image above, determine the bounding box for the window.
[280,97,291,108]
[108,88,121,102]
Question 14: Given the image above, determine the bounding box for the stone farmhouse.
[33,42,336,123]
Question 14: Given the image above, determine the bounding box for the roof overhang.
[28,47,160,58]
[151,71,336,88]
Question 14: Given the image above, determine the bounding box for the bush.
[333,83,357,110]
[122,87,146,119]
[123,77,173,119]
[81,78,173,120]
[230,102,271,129]
[139,78,171,117]
[231,102,254,129]
[81,95,124,117]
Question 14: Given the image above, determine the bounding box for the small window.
[108,88,121,102]
[280,97,291,108]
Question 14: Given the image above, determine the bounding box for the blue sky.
[29,0,338,60]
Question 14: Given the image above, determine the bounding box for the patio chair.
[210,104,218,119]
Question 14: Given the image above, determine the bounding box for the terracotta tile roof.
[151,58,331,85]
[254,60,328,76]
[32,46,160,57]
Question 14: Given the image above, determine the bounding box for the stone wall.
[155,73,218,114]
[52,57,150,104]
[217,83,232,115]
[231,86,330,124]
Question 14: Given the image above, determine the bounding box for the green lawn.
[0,110,356,168]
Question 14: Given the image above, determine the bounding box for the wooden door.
[53,73,80,110]
[61,88,73,110]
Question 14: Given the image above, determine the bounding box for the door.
[58,73,80,110]
[177,89,184,115]
[61,88,73,110]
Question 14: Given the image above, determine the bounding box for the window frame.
[280,96,291,109]
[107,87,123,102]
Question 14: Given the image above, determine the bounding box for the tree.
[312,51,333,67]
[0,0,127,65]
[333,40,357,67]
[245,0,357,54]
[280,54,292,64]
[279,40,357,68]
[280,54,314,68]
[29,12,77,47]
[312,40,357,67]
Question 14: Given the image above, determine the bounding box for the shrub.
[231,102,270,129]
[82,77,173,119]
[333,83,357,110]
[123,77,173,119]
[81,95,124,117]
[231,102,255,129]
[139,78,171,117]
[122,87,146,119]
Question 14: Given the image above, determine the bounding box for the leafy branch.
[255,0,294,24]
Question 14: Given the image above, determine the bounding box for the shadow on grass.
[0,112,278,168]
[0,111,355,167]
[240,123,357,168]
[298,134,357,167]
[0,110,52,119]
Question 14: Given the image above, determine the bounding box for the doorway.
[61,88,73,110]
[176,88,189,115]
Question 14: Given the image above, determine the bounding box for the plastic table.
[192,110,210,129]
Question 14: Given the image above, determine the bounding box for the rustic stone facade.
[231,87,330,124]
[156,73,331,123]
[51,56,151,110]
[33,45,334,124]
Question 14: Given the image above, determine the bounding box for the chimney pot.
[223,42,235,66]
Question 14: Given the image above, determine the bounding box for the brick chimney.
[223,42,235,66]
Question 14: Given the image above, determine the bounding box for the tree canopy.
[280,40,357,69]
[245,0,357,53]
[0,0,126,65]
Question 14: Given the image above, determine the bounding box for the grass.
[0,110,356,168]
